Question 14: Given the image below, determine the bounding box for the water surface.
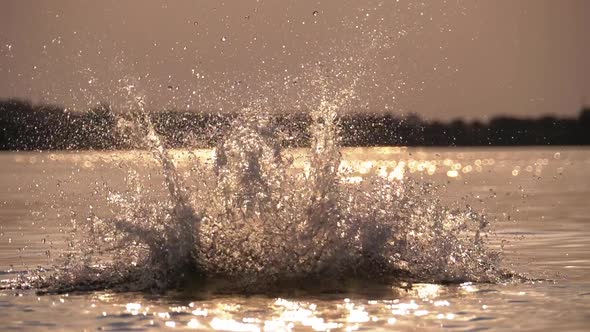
[1,147,589,331]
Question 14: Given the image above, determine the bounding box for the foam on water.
[20,79,507,294]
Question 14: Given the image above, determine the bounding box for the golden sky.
[1,0,589,120]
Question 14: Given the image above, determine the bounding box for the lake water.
[1,147,589,331]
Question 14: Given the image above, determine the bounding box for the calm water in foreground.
[0,147,589,331]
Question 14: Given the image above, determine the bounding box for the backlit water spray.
[4,5,509,291]
[21,74,507,294]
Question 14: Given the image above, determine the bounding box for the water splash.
[26,82,506,294]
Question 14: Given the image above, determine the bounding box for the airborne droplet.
[221,36,227,42]
[313,10,319,17]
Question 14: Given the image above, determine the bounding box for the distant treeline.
[1,98,589,150]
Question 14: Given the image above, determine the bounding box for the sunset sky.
[1,0,589,120]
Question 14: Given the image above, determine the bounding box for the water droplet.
[221,36,227,42]
[193,21,198,26]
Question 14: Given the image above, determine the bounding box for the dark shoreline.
[2,98,589,151]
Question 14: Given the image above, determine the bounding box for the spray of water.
[26,77,505,294]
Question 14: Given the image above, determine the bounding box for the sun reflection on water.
[100,284,476,331]
[17,148,547,181]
